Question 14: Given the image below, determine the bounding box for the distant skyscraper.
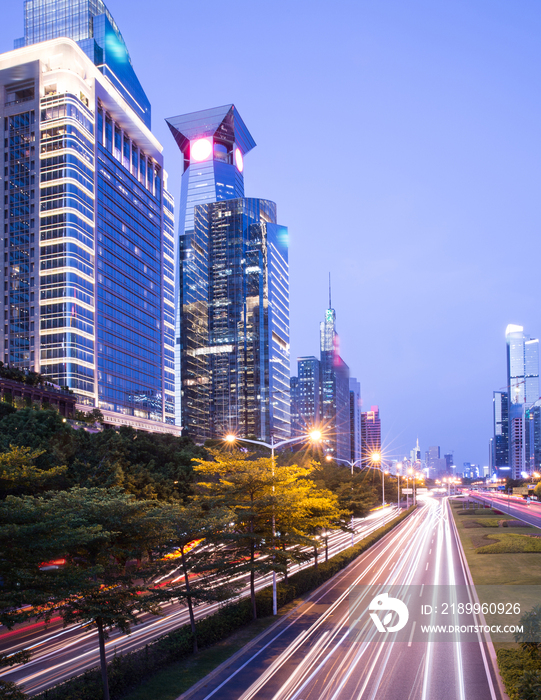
[361,406,381,466]
[425,446,440,477]
[506,324,540,477]
[492,390,509,475]
[167,106,289,441]
[410,438,421,463]
[349,378,361,461]
[1,1,176,432]
[320,298,350,460]
[290,356,320,436]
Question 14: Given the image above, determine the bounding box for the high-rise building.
[1,1,177,432]
[320,302,350,460]
[425,446,440,478]
[349,377,361,462]
[167,106,289,442]
[506,324,540,477]
[492,390,509,475]
[290,356,320,436]
[361,405,381,466]
[410,438,421,464]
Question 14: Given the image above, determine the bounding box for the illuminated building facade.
[361,405,381,467]
[491,390,509,475]
[290,356,320,435]
[0,1,177,433]
[349,377,361,461]
[167,106,290,441]
[506,324,540,477]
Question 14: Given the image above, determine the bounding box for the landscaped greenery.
[450,500,541,699]
[476,533,541,554]
[0,405,399,700]
[33,505,415,700]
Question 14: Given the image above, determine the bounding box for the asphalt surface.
[180,497,504,700]
[467,491,541,529]
[0,507,399,696]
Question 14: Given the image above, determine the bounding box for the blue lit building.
[349,377,361,462]
[166,106,290,441]
[290,356,321,436]
[0,1,177,433]
[506,324,540,477]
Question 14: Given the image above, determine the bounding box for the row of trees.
[0,405,397,699]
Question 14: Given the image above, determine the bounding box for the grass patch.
[476,518,503,527]
[450,502,541,699]
[450,503,541,585]
[476,533,541,554]
[462,520,483,529]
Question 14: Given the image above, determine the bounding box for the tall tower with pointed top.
[166,106,289,441]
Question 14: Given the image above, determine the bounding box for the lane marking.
[425,562,429,570]
[408,621,416,647]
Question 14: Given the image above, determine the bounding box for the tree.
[515,604,541,658]
[0,651,31,699]
[193,450,277,619]
[311,460,377,517]
[0,445,66,498]
[0,408,72,472]
[192,450,344,618]
[149,501,240,652]
[0,488,180,700]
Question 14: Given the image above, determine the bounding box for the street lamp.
[223,428,322,615]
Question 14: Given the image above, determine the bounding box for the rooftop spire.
[329,272,332,309]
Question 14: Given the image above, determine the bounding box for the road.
[182,497,504,700]
[0,507,399,696]
[467,491,541,529]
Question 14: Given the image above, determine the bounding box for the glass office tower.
[290,356,321,436]
[506,324,540,476]
[14,0,150,127]
[1,4,176,432]
[492,390,509,475]
[166,106,289,441]
[320,303,350,460]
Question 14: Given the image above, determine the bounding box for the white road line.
[408,621,416,647]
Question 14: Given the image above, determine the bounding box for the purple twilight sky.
[2,0,541,468]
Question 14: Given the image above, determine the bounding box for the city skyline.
[1,1,540,465]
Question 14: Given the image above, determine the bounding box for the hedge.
[34,505,416,700]
[497,649,541,700]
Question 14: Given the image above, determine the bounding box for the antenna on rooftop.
[329,272,332,309]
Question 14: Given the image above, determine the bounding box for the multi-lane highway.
[181,497,504,700]
[467,491,541,529]
[0,506,399,696]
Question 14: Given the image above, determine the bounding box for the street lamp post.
[224,429,322,616]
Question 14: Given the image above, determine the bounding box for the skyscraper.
[167,106,289,442]
[290,356,321,436]
[492,390,509,475]
[361,405,381,466]
[349,378,361,462]
[506,324,540,477]
[1,1,177,432]
[320,301,350,460]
